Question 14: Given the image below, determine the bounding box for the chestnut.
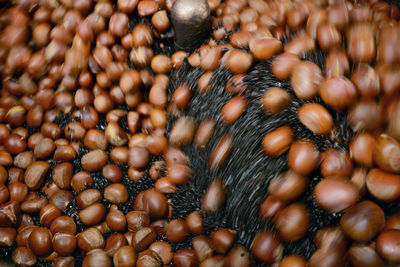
[318,77,357,111]
[261,87,291,114]
[28,227,52,257]
[373,134,400,174]
[313,177,359,213]
[291,61,322,100]
[340,201,385,243]
[133,189,168,219]
[166,219,188,243]
[201,178,226,213]
[297,103,333,135]
[348,244,384,267]
[280,254,307,267]
[376,230,400,262]
[251,230,283,263]
[366,168,400,202]
[262,126,294,157]
[268,170,309,202]
[276,203,310,242]
[288,139,320,176]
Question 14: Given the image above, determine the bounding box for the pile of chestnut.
[0,0,400,266]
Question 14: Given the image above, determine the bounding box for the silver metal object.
[171,0,211,51]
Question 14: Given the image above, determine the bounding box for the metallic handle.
[171,0,211,51]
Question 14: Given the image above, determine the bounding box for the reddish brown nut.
[340,201,385,243]
[151,54,172,74]
[34,137,55,159]
[105,233,127,257]
[316,23,341,51]
[251,230,283,263]
[52,162,73,189]
[173,248,198,267]
[126,211,150,232]
[81,149,108,172]
[366,168,400,202]
[155,177,178,194]
[49,190,73,212]
[348,99,383,132]
[133,227,157,251]
[208,134,233,170]
[152,10,170,32]
[113,246,136,267]
[276,203,310,242]
[262,126,294,157]
[104,183,128,204]
[199,255,226,266]
[350,133,375,168]
[288,139,320,176]
[109,12,129,37]
[221,96,248,124]
[348,24,376,63]
[133,189,168,219]
[325,49,350,77]
[8,182,28,203]
[165,219,189,243]
[77,227,105,252]
[320,148,353,178]
[250,38,282,60]
[52,233,76,256]
[259,195,286,222]
[348,244,384,267]
[129,146,149,169]
[149,241,173,265]
[200,46,221,71]
[132,23,154,47]
[297,103,333,135]
[261,87,291,114]
[194,118,215,150]
[376,230,400,262]
[24,161,50,191]
[192,235,213,262]
[0,227,17,247]
[28,227,52,257]
[50,216,77,235]
[313,177,359,213]
[40,203,61,227]
[291,61,322,100]
[79,203,106,226]
[319,77,357,111]
[373,134,400,174]
[172,84,191,110]
[186,210,204,235]
[138,0,159,16]
[130,46,154,68]
[171,51,188,69]
[226,49,253,74]
[4,134,26,155]
[120,69,141,94]
[268,170,309,202]
[117,0,138,14]
[202,178,226,213]
[137,249,163,267]
[12,247,37,267]
[271,53,300,80]
[82,249,112,267]
[211,228,236,254]
[197,71,212,94]
[351,63,380,98]
[284,33,315,57]
[169,117,196,146]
